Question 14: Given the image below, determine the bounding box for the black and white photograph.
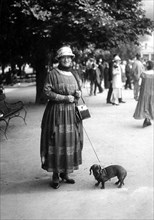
[0,0,153,219]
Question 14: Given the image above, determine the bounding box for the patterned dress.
[133,70,154,120]
[40,68,83,173]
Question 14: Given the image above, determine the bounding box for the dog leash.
[83,126,102,164]
[73,72,102,165]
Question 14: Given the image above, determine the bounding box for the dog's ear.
[89,165,94,175]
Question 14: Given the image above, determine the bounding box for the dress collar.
[58,64,72,72]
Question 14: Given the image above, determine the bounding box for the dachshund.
[89,164,127,189]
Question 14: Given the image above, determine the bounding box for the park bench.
[0,90,27,139]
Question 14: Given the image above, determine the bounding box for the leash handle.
[83,126,101,164]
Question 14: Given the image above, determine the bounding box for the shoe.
[60,173,75,184]
[51,173,60,189]
[112,103,119,106]
[143,118,152,128]
[119,98,126,103]
[98,89,103,93]
[106,101,113,104]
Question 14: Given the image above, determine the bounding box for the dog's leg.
[95,181,100,186]
[118,179,124,188]
[115,180,120,185]
[118,183,123,188]
[101,182,105,189]
[118,178,125,188]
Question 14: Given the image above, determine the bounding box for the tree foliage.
[0,0,153,103]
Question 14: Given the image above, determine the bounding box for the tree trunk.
[35,64,48,104]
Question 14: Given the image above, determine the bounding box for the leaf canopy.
[0,0,153,66]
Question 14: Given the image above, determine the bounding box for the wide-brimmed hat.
[56,46,75,59]
[113,55,121,61]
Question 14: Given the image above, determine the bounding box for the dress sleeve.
[140,72,146,78]
[43,71,69,102]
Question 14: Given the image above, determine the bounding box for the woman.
[111,55,123,105]
[40,46,83,189]
[133,60,154,127]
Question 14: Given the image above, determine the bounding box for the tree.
[0,0,153,103]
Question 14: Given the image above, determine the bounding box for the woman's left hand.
[75,90,82,98]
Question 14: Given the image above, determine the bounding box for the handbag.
[71,70,91,121]
[75,97,91,121]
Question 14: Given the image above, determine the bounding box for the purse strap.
[71,70,86,104]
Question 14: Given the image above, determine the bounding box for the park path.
[0,83,153,220]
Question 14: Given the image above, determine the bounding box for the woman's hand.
[67,95,75,103]
[140,72,145,78]
[75,90,82,98]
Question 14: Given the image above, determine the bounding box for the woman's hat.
[113,55,121,61]
[56,46,75,59]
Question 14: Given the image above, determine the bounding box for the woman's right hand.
[67,95,75,103]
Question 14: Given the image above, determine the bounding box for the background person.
[40,46,83,189]
[97,58,105,88]
[103,61,110,89]
[133,60,154,127]
[111,55,124,105]
[132,54,144,101]
[125,60,133,90]
[106,54,118,104]
[120,60,127,84]
[94,61,103,95]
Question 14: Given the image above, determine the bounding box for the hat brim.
[56,54,75,59]
[113,59,121,61]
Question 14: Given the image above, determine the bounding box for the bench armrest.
[4,101,24,110]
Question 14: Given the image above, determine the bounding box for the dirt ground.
[0,83,153,220]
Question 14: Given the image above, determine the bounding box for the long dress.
[133,70,154,120]
[111,64,123,104]
[40,68,83,173]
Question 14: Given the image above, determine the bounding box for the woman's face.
[59,56,72,68]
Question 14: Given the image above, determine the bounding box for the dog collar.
[102,168,111,181]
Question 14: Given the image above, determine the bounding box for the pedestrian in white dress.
[111,55,123,105]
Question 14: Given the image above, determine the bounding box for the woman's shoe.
[60,173,75,184]
[51,173,60,189]
[112,103,119,106]
[143,118,152,128]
